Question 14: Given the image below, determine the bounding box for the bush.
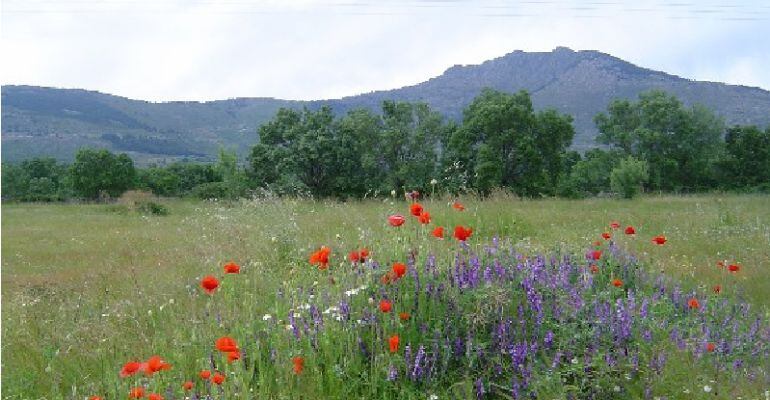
[190,182,231,200]
[557,149,622,198]
[116,190,169,215]
[610,156,649,199]
[136,201,169,215]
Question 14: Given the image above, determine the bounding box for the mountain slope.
[3,47,769,164]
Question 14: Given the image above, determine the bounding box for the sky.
[2,0,769,102]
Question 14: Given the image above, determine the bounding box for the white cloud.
[2,0,768,101]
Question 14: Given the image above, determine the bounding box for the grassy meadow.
[2,194,770,399]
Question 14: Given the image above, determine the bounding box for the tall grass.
[2,194,769,399]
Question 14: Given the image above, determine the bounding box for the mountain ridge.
[3,47,770,165]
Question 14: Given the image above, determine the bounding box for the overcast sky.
[2,0,769,102]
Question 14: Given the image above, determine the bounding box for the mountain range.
[3,47,770,165]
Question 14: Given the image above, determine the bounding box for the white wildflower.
[262,314,272,321]
[703,385,712,393]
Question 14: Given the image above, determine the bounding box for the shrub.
[136,201,169,216]
[190,181,231,200]
[116,190,169,215]
[610,156,649,199]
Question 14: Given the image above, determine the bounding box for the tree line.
[2,89,769,202]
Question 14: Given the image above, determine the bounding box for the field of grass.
[2,194,770,399]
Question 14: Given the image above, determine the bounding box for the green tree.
[248,102,450,198]
[216,148,248,199]
[557,149,623,198]
[334,109,384,197]
[380,101,447,194]
[2,158,71,201]
[595,90,723,191]
[719,125,770,189]
[446,88,574,196]
[610,156,649,199]
[70,149,136,199]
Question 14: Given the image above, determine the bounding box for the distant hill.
[3,47,770,165]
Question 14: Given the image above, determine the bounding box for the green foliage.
[138,163,221,197]
[6,90,769,203]
[216,148,249,199]
[2,158,71,201]
[595,90,723,192]
[69,149,136,199]
[719,125,770,189]
[610,156,649,199]
[249,103,451,198]
[190,181,231,200]
[447,89,574,197]
[558,149,623,198]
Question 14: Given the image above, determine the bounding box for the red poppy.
[388,214,406,227]
[612,278,623,288]
[418,212,431,224]
[590,264,599,274]
[392,262,407,279]
[651,235,667,245]
[624,226,636,235]
[379,299,392,313]
[610,221,620,229]
[128,387,145,399]
[590,250,602,261]
[432,226,444,239]
[388,335,400,353]
[592,240,602,247]
[728,264,740,273]
[688,298,700,309]
[713,285,722,294]
[182,381,194,391]
[144,355,171,375]
[216,336,239,353]
[120,361,142,378]
[227,351,240,363]
[454,225,473,241]
[212,372,225,385]
[292,356,304,375]
[706,342,716,352]
[200,275,220,294]
[223,261,240,274]
[601,232,611,240]
[348,251,360,263]
[359,248,369,260]
[89,397,102,400]
[309,246,331,270]
[410,203,424,217]
[199,370,211,380]
[399,312,410,321]
[148,394,163,400]
[452,201,465,211]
